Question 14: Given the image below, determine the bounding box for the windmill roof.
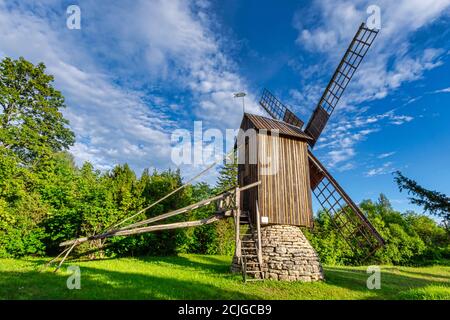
[243,113,313,141]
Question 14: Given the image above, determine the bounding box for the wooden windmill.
[56,23,384,283]
[233,23,385,281]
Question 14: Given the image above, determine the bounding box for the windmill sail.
[308,151,385,259]
[259,88,304,128]
[305,23,379,147]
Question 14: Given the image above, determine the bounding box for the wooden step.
[245,270,263,274]
[242,254,257,258]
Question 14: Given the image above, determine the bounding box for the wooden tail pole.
[60,181,261,247]
[120,191,233,231]
[54,181,261,271]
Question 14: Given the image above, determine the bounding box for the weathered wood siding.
[257,134,313,227]
[238,116,258,220]
[238,114,313,228]
[238,160,258,219]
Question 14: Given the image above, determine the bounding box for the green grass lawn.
[0,254,449,300]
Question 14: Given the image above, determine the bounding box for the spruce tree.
[394,171,450,232]
[216,151,237,192]
[212,150,238,255]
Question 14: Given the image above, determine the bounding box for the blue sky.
[0,0,449,215]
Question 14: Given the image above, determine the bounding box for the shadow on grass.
[324,266,449,299]
[6,257,448,300]
[28,254,232,274]
[0,265,257,300]
[392,269,450,281]
[134,255,233,275]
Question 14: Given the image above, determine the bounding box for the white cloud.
[328,148,356,167]
[433,87,450,93]
[0,1,175,173]
[101,0,259,129]
[377,152,396,159]
[293,0,450,110]
[292,1,449,173]
[365,162,394,177]
[316,110,413,168]
[389,115,414,125]
[289,85,323,117]
[295,0,450,54]
[0,0,256,179]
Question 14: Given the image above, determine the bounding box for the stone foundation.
[231,225,324,282]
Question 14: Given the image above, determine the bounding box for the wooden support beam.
[113,213,226,237]
[59,181,261,247]
[120,180,261,231]
[60,213,227,246]
[120,194,227,231]
[54,240,78,272]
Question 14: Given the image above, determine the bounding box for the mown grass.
[0,254,449,300]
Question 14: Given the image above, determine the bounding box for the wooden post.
[256,200,262,265]
[234,187,241,262]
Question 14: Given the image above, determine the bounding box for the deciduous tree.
[0,57,75,165]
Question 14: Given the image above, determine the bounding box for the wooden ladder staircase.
[238,210,264,282]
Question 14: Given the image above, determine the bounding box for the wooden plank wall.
[257,134,313,227]
[238,117,258,221]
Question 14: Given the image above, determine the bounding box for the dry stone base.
[231,225,324,282]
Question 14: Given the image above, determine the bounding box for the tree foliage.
[216,151,238,192]
[0,57,448,265]
[209,152,238,255]
[394,171,450,231]
[0,57,75,165]
[306,194,449,266]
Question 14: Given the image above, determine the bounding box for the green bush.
[0,57,448,264]
[307,194,449,266]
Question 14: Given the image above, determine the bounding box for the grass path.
[1,254,449,300]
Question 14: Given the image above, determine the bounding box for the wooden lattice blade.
[305,23,379,147]
[308,151,385,260]
[259,88,304,128]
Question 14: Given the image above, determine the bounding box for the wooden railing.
[255,200,263,265]
[234,186,242,262]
